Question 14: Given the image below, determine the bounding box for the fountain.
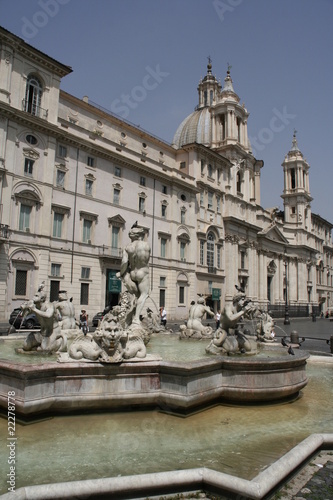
[0,224,331,499]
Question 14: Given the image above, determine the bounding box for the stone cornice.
[0,27,72,78]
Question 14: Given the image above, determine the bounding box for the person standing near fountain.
[161,307,167,327]
[117,224,151,327]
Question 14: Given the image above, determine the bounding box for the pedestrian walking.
[215,309,221,329]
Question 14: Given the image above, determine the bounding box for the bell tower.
[281,131,312,229]
[197,57,222,109]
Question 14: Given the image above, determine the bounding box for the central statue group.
[19,224,276,363]
[68,224,153,363]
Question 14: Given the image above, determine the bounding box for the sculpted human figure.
[219,291,251,333]
[180,296,214,339]
[55,290,77,330]
[21,282,66,352]
[187,297,215,333]
[116,224,151,326]
[206,289,255,355]
[256,311,276,342]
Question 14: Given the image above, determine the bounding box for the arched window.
[24,75,43,116]
[207,231,215,270]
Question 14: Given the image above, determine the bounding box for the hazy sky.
[1,0,332,221]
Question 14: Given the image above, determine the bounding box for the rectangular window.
[159,288,165,308]
[179,286,185,304]
[201,160,205,175]
[85,179,93,196]
[87,156,95,167]
[113,188,120,205]
[53,212,63,238]
[208,192,213,209]
[115,166,121,177]
[200,240,205,265]
[160,238,167,258]
[83,219,92,243]
[200,192,204,206]
[139,197,145,212]
[140,176,146,187]
[56,170,65,188]
[58,145,67,158]
[180,241,186,261]
[161,204,167,218]
[19,204,31,231]
[15,270,27,296]
[53,213,64,242]
[50,280,60,302]
[160,276,166,287]
[51,263,61,277]
[217,245,221,269]
[81,267,90,279]
[24,158,34,175]
[80,283,89,305]
[240,251,246,269]
[180,161,186,169]
[181,209,185,224]
[208,164,213,177]
[111,226,119,251]
[162,185,167,195]
[216,196,221,213]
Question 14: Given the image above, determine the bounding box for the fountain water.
[0,228,331,499]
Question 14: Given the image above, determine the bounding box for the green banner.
[212,288,221,300]
[108,271,121,293]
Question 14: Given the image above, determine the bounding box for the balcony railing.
[99,245,122,258]
[22,99,48,119]
[207,266,217,274]
[0,224,9,239]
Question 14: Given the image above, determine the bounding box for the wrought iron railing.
[0,224,9,239]
[207,266,217,274]
[22,99,48,119]
[99,245,122,258]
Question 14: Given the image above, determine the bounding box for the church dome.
[172,107,211,149]
[172,62,249,151]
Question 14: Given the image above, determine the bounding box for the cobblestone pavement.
[271,452,333,500]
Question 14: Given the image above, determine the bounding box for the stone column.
[258,251,265,303]
[211,113,216,144]
[297,259,308,304]
[288,258,297,304]
[225,235,238,302]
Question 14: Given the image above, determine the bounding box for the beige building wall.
[0,27,332,322]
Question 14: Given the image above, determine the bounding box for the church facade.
[0,26,332,322]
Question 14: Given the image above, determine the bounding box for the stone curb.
[1,434,333,500]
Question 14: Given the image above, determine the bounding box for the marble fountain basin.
[0,336,309,417]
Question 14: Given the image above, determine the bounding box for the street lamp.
[284,259,290,325]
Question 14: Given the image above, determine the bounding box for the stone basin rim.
[0,348,310,373]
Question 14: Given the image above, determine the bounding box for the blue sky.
[1,0,332,221]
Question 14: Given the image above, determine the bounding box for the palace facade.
[0,26,332,322]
